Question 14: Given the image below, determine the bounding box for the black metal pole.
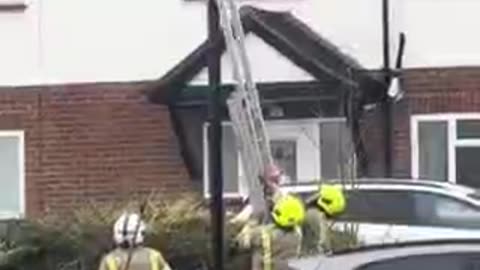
[382,0,393,177]
[207,0,224,270]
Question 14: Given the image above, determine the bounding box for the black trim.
[175,81,343,106]
[0,3,27,12]
[168,104,196,179]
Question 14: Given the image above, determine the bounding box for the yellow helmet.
[271,194,305,228]
[317,184,346,216]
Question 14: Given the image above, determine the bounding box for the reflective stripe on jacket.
[237,223,302,270]
[99,247,171,270]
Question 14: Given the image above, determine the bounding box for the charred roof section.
[147,6,385,104]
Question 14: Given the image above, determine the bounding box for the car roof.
[289,239,480,270]
[280,178,477,195]
[332,238,480,255]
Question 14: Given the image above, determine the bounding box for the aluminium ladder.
[213,0,274,216]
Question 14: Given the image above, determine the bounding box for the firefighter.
[98,212,171,270]
[302,184,346,255]
[233,194,306,270]
[231,164,287,225]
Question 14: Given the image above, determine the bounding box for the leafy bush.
[0,193,358,270]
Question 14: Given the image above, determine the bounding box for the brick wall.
[0,82,192,217]
[392,67,480,177]
[359,102,387,177]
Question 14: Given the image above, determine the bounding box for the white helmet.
[113,212,146,246]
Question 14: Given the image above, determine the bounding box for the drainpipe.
[207,0,224,269]
[382,0,393,177]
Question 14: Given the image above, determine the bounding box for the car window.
[336,189,416,225]
[412,192,480,229]
[355,252,480,270]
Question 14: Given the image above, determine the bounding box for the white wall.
[0,0,41,85]
[0,0,478,86]
[190,34,315,84]
[397,0,480,67]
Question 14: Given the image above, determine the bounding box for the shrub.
[0,193,358,270]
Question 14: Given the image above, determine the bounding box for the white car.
[280,178,480,245]
[288,240,480,270]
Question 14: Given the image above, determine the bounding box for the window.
[203,118,354,197]
[0,131,25,219]
[337,188,480,228]
[356,253,480,270]
[337,189,415,224]
[271,140,297,182]
[412,114,480,187]
[412,191,480,229]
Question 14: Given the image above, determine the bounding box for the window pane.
[319,121,354,180]
[418,121,448,181]
[221,125,238,193]
[456,147,480,188]
[0,136,21,215]
[337,190,415,224]
[205,125,238,194]
[412,191,480,228]
[270,140,297,182]
[457,120,480,139]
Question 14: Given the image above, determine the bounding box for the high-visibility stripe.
[237,223,253,248]
[261,227,272,270]
[149,250,162,270]
[106,256,117,270]
[295,226,303,256]
[149,250,160,270]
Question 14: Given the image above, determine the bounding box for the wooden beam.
[0,3,27,12]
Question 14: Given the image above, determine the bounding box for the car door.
[357,189,480,243]
[403,191,480,240]
[332,189,416,245]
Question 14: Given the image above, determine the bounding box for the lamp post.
[382,0,393,177]
[207,0,224,269]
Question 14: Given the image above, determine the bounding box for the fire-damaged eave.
[146,5,385,105]
[145,5,387,179]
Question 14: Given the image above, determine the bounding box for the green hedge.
[0,193,358,270]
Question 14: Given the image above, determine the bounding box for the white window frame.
[203,117,347,198]
[0,130,25,219]
[411,113,480,183]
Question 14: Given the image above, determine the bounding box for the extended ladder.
[214,0,274,215]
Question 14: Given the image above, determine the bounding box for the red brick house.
[393,67,480,188]
[0,6,389,218]
[0,83,192,218]
[2,2,479,219]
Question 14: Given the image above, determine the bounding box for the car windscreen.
[355,252,480,270]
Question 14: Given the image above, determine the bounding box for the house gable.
[147,6,385,104]
[146,5,387,181]
[190,34,316,84]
